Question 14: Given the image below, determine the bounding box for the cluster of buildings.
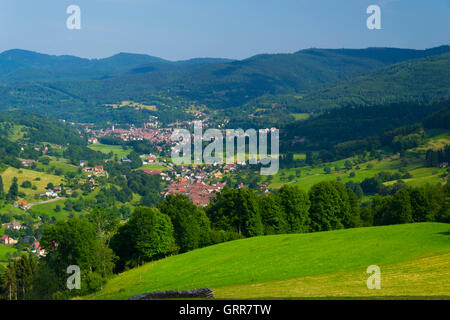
[166,178,225,207]
[141,169,171,182]
[1,234,18,245]
[39,186,63,199]
[83,165,108,177]
[86,125,174,147]
[0,222,22,246]
[0,221,45,256]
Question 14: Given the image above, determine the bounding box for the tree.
[87,208,120,245]
[7,177,19,202]
[305,151,315,166]
[0,263,16,300]
[158,194,211,253]
[9,255,38,300]
[38,218,116,297]
[344,160,353,171]
[409,188,432,222]
[207,188,263,237]
[21,181,32,189]
[276,185,310,233]
[259,193,288,235]
[110,207,177,272]
[0,176,4,200]
[308,181,355,231]
[383,189,413,225]
[140,189,162,207]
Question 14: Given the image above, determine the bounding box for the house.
[32,241,46,257]
[3,221,23,230]
[80,160,87,167]
[13,200,28,209]
[94,166,104,172]
[45,190,58,198]
[121,157,132,163]
[1,234,18,245]
[21,159,36,167]
[142,169,162,176]
[88,137,99,144]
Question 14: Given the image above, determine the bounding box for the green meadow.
[0,244,17,264]
[34,157,79,174]
[88,143,132,159]
[0,167,63,201]
[86,223,450,300]
[29,199,86,220]
[267,155,447,191]
[139,163,168,171]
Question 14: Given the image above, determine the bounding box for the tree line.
[1,180,448,300]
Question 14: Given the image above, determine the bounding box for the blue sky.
[0,0,448,60]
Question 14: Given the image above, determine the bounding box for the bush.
[21,181,32,188]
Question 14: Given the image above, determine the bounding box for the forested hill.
[0,49,233,83]
[288,51,450,112]
[44,46,450,109]
[0,46,449,124]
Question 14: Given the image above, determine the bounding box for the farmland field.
[0,167,63,200]
[34,157,79,174]
[267,155,447,191]
[139,163,168,171]
[29,199,86,220]
[88,143,132,159]
[86,223,450,300]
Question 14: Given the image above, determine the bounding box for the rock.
[129,288,214,300]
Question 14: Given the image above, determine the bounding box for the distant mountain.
[0,46,449,124]
[47,45,450,109]
[288,51,450,112]
[0,49,233,82]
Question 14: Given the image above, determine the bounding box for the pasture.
[86,223,450,300]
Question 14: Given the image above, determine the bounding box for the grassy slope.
[88,143,131,160]
[29,199,86,220]
[216,253,450,299]
[0,244,17,263]
[34,157,79,174]
[267,155,447,191]
[138,163,168,171]
[87,223,450,300]
[0,167,63,200]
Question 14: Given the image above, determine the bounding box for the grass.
[88,143,132,160]
[29,199,86,220]
[0,204,25,216]
[215,253,450,299]
[291,113,310,121]
[105,101,157,111]
[35,157,79,174]
[7,125,27,142]
[0,244,17,263]
[267,154,447,191]
[0,167,63,200]
[86,223,450,300]
[139,163,168,171]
